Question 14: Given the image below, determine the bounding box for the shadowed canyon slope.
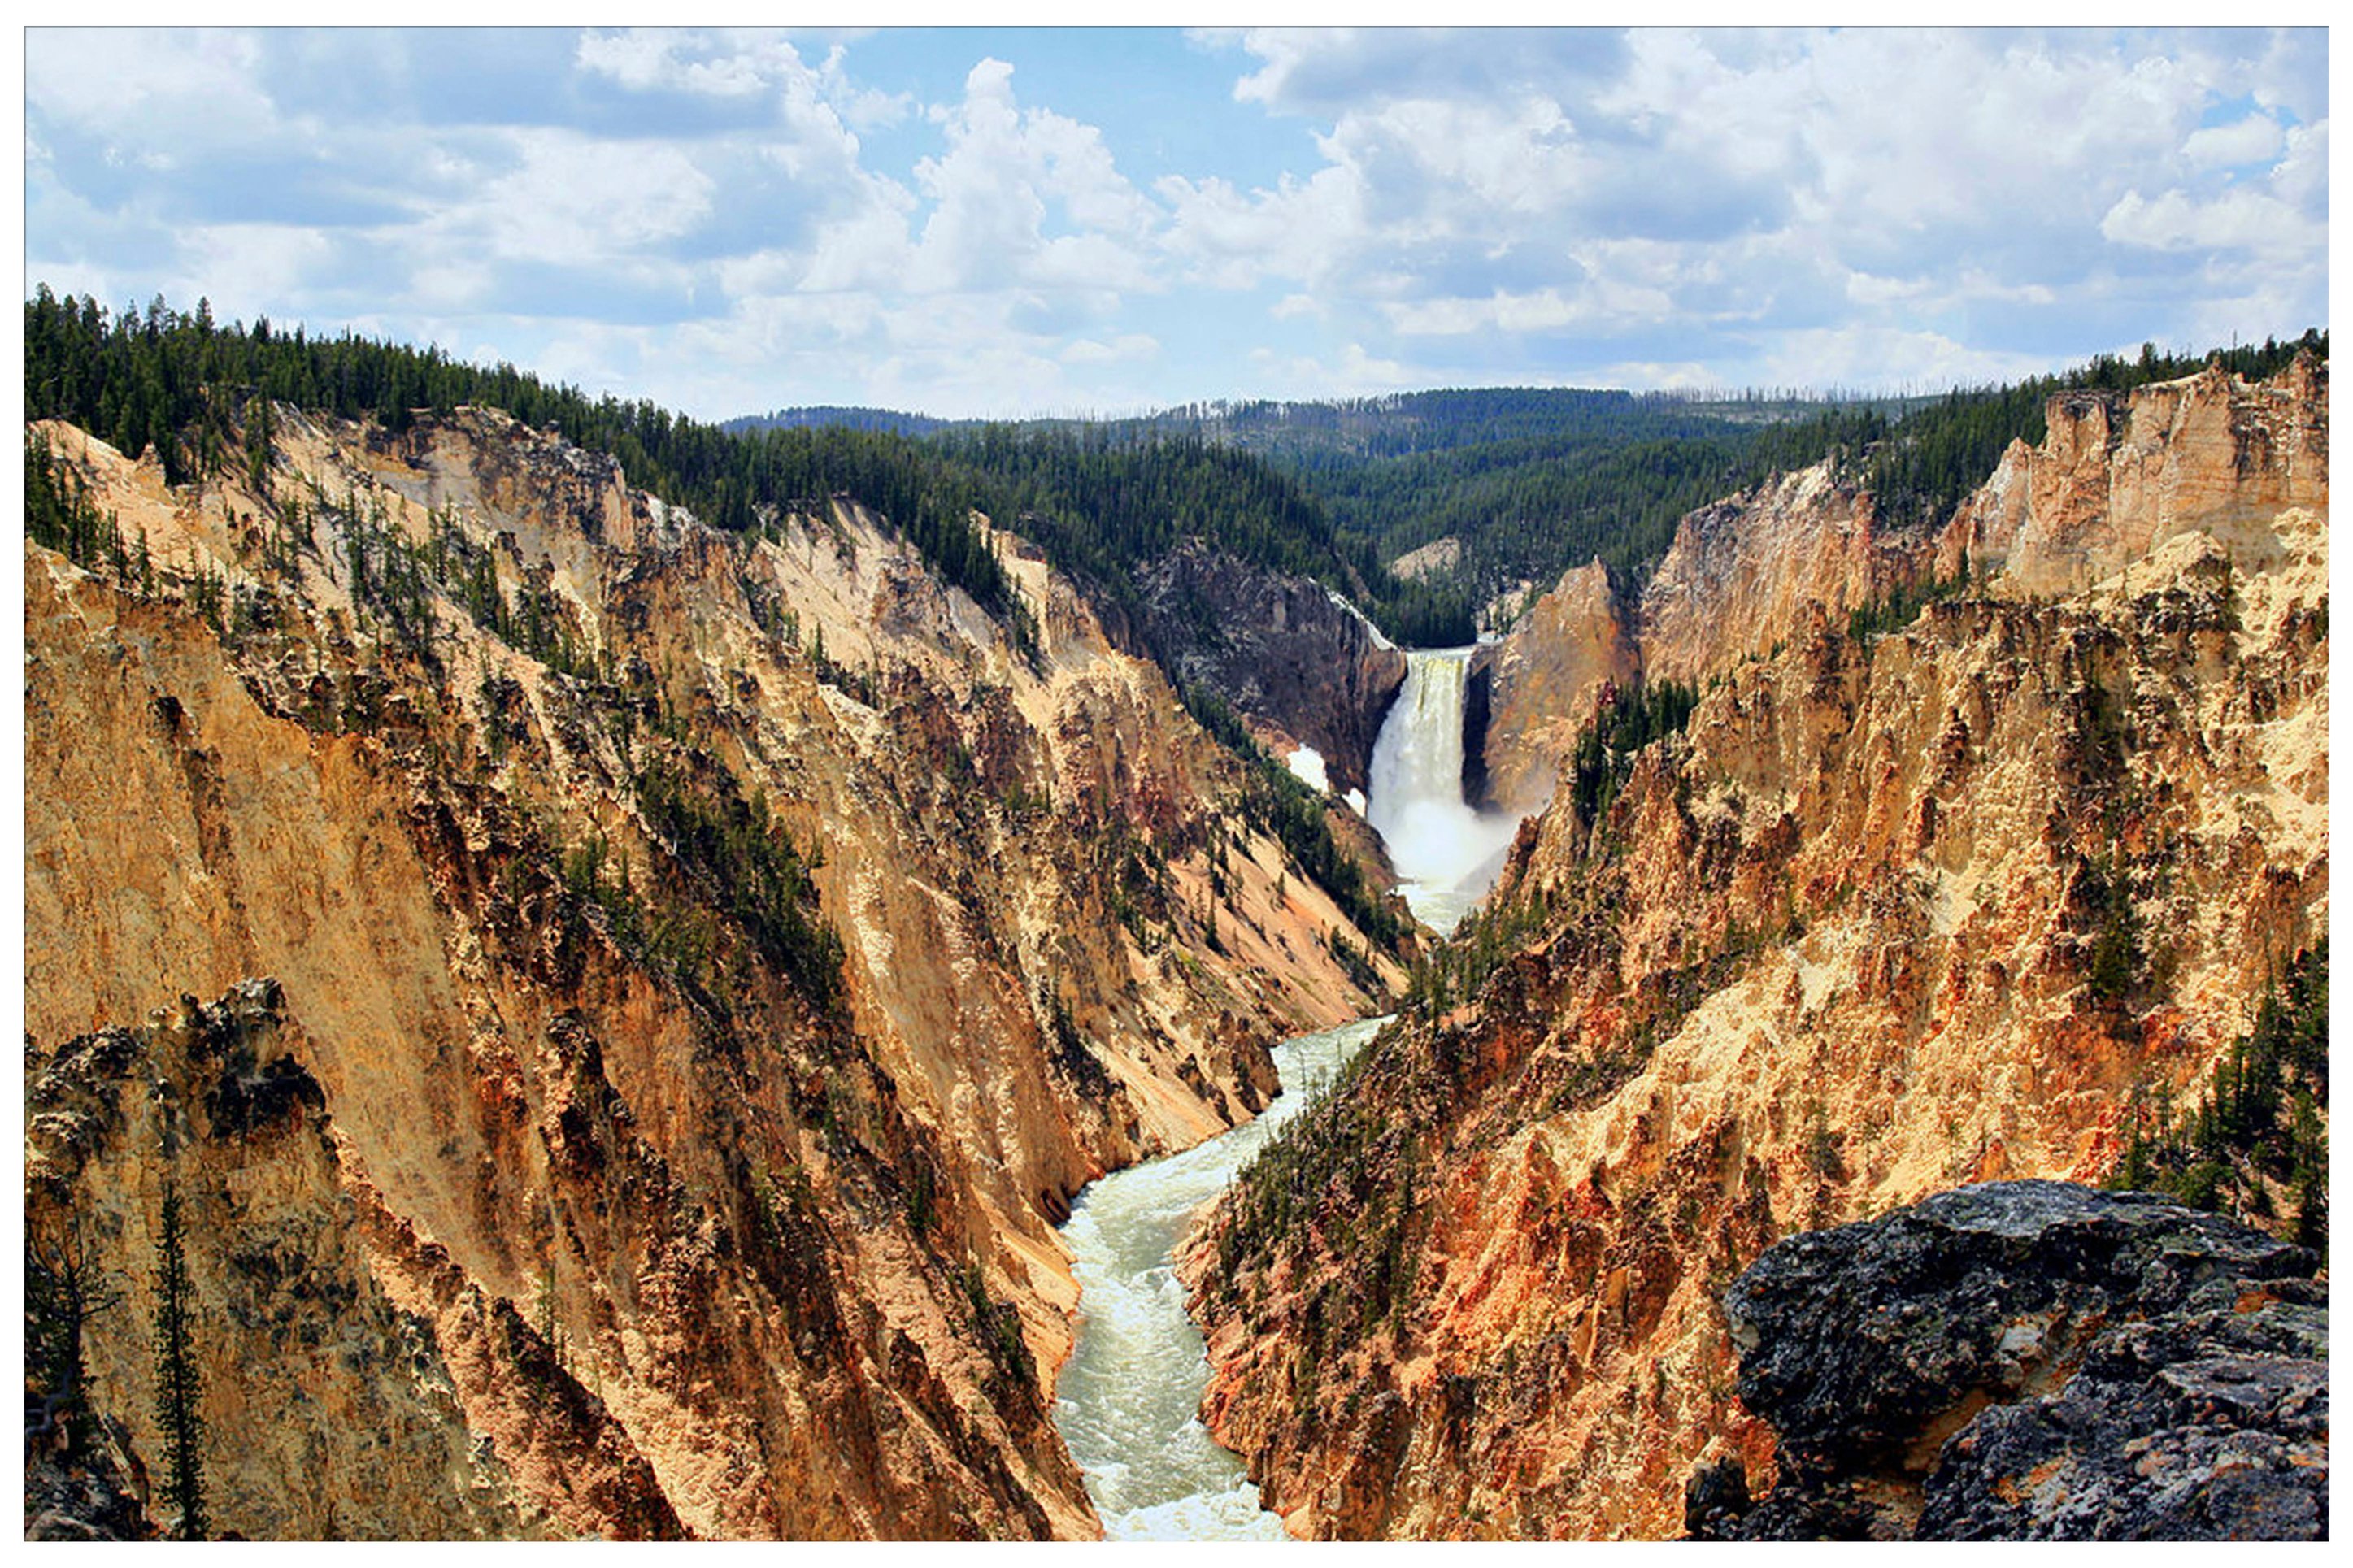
[1185,356,2327,1539]
[23,403,1405,1539]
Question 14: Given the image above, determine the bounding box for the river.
[1054,1015,1389,1540]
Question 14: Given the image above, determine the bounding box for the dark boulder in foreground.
[1689,1180,2326,1540]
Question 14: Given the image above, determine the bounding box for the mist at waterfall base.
[1367,649,1523,934]
[1055,1018,1386,1540]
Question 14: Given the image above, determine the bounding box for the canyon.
[1185,354,2327,1539]
[23,350,2328,1541]
[22,402,1403,1539]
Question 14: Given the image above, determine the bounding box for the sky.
[20,24,2331,422]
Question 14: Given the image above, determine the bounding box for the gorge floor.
[1055,1018,1389,1540]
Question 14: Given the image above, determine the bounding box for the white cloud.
[25,28,276,144]
[2267,119,2328,208]
[1746,324,2055,393]
[1157,167,1362,290]
[1386,288,1602,337]
[1846,271,1932,306]
[22,25,2330,418]
[476,132,715,262]
[1196,26,2324,389]
[2183,113,2286,171]
[2099,185,2317,253]
[1243,341,1416,400]
[1060,333,1160,365]
[576,26,911,133]
[172,225,339,317]
[906,59,1160,296]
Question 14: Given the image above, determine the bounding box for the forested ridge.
[24,286,1045,649]
[22,287,1406,644]
[27,287,2324,654]
[718,332,2324,642]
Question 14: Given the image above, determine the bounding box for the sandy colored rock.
[1185,357,2327,1540]
[1468,560,1638,813]
[24,403,1403,1539]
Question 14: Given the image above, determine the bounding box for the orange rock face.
[1470,561,1639,814]
[1956,357,2329,598]
[1186,357,2327,1539]
[1637,460,1899,684]
[22,406,1401,1539]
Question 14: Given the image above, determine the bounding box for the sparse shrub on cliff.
[1093,823,1170,947]
[24,430,127,572]
[1800,1098,1847,1184]
[1327,930,1383,997]
[633,758,846,1014]
[1842,562,1967,650]
[532,1265,569,1380]
[1407,876,1555,1014]
[1041,992,1115,1098]
[1178,684,1407,954]
[2073,853,2142,1006]
[1566,677,1700,841]
[903,1161,937,1236]
[959,1264,1037,1390]
[25,1224,122,1462]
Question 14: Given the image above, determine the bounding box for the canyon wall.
[22,405,1403,1539]
[1468,561,1639,814]
[1185,356,2327,1539]
[1470,461,1922,815]
[1126,538,1407,797]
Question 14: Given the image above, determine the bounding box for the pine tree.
[152,1179,207,1540]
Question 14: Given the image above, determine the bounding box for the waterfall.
[1366,648,1520,934]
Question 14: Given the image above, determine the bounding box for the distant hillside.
[1141,340,2327,628]
[723,405,950,439]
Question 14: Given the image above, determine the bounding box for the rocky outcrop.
[1126,540,1407,795]
[1475,357,2326,809]
[1955,356,2329,598]
[1472,456,1929,814]
[24,403,1403,1538]
[1696,1181,2325,1540]
[1466,561,1638,812]
[1185,357,2327,1539]
[1390,536,1462,582]
[1637,459,1906,684]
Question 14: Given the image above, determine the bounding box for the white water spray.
[1365,648,1521,934]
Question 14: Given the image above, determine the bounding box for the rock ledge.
[1691,1180,2326,1540]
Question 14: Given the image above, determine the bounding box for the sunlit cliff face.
[1183,356,2328,1540]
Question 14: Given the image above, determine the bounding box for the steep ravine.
[1056,1018,1385,1539]
[1185,357,2328,1539]
[23,405,1406,1539]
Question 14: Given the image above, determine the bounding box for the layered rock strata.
[1468,561,1639,813]
[1472,357,2326,816]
